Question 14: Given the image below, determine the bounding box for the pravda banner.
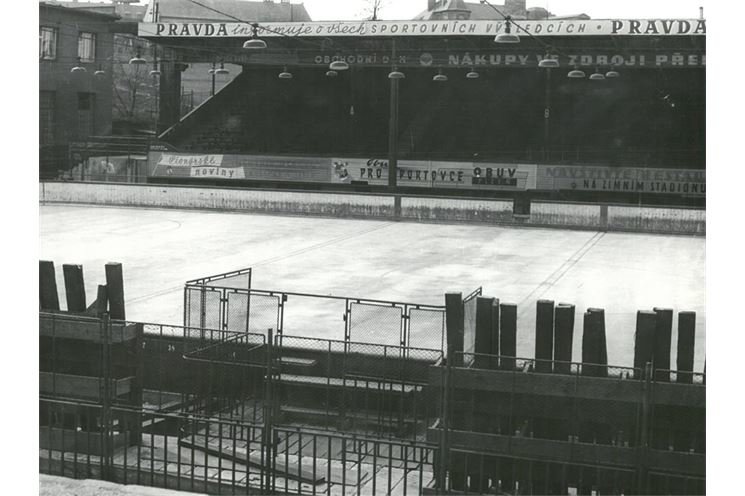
[332,158,538,191]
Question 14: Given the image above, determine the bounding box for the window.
[78,32,96,63]
[40,91,55,145]
[39,26,57,60]
[77,93,96,138]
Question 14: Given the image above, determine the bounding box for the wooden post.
[105,262,125,320]
[535,300,555,373]
[588,308,608,377]
[653,308,673,382]
[553,304,575,374]
[474,297,495,369]
[581,310,598,377]
[62,264,86,312]
[676,311,696,384]
[634,311,657,380]
[85,285,108,317]
[491,299,501,369]
[39,260,60,311]
[445,293,464,367]
[499,303,517,370]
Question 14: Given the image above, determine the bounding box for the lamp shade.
[605,70,620,78]
[278,68,293,79]
[567,68,586,78]
[589,70,606,80]
[494,33,520,43]
[243,39,267,49]
[388,70,405,79]
[538,58,560,69]
[329,60,349,71]
[326,70,338,77]
[466,70,479,79]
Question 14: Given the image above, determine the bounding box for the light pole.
[543,67,552,162]
[387,40,401,189]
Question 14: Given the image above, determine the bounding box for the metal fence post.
[263,328,275,492]
[101,313,112,481]
[437,349,453,491]
[635,361,653,494]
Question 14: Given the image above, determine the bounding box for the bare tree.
[111,35,159,132]
[358,0,391,20]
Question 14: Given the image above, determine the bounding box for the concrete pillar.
[158,61,188,134]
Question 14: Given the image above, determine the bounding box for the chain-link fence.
[40,310,704,495]
[183,269,446,351]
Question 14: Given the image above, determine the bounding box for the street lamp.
[71,57,87,73]
[243,24,267,49]
[589,68,606,80]
[215,62,229,75]
[208,62,216,96]
[128,48,147,65]
[495,16,520,43]
[329,60,350,71]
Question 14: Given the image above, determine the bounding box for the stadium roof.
[39,1,121,21]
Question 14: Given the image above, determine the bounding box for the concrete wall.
[39,182,705,235]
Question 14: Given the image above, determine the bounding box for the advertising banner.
[333,157,537,190]
[140,19,705,39]
[150,152,332,182]
[536,165,705,195]
[305,51,704,69]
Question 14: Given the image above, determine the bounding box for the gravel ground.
[39,474,205,496]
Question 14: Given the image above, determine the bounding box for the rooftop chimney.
[505,0,527,16]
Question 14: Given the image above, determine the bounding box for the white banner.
[157,154,223,167]
[190,166,245,179]
[139,19,705,39]
[334,158,537,190]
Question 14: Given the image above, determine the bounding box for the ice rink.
[39,204,706,371]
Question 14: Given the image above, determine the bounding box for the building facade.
[39,2,118,177]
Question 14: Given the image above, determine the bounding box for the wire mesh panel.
[187,267,252,290]
[462,297,478,367]
[184,286,222,331]
[225,290,249,333]
[247,292,281,335]
[408,307,445,351]
[280,294,347,339]
[349,302,404,346]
